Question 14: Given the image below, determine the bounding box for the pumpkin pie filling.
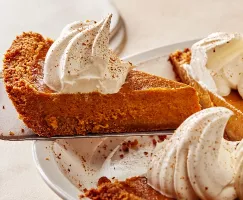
[169,33,243,141]
[170,48,243,113]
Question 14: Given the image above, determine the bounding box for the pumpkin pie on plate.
[85,107,243,200]
[3,15,200,137]
[170,32,243,140]
[85,177,170,200]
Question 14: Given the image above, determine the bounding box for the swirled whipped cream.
[147,107,243,200]
[43,14,132,94]
[185,32,243,98]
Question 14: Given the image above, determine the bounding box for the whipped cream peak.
[187,32,243,98]
[44,14,132,94]
[147,107,243,200]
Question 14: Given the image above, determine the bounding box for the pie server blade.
[0,130,174,141]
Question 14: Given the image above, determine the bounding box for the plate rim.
[32,38,199,200]
[32,142,76,200]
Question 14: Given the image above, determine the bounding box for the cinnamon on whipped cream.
[43,14,132,94]
[147,107,243,200]
[184,32,243,98]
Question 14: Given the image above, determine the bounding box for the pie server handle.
[0,130,174,141]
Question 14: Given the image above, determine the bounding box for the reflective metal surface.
[0,130,174,141]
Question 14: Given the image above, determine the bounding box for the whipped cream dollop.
[43,14,132,94]
[147,107,243,200]
[185,32,243,98]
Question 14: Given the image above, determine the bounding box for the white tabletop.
[1,0,243,199]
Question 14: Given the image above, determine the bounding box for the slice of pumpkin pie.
[3,15,200,137]
[169,32,243,140]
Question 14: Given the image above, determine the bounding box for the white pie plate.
[32,39,198,200]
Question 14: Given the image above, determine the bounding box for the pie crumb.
[9,131,15,136]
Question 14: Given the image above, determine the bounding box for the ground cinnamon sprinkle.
[122,143,129,152]
[9,131,15,136]
[158,135,167,142]
[57,153,61,159]
[152,139,157,146]
[121,139,139,152]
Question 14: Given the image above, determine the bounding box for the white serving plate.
[32,39,198,200]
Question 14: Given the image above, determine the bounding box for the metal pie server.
[0,130,174,141]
